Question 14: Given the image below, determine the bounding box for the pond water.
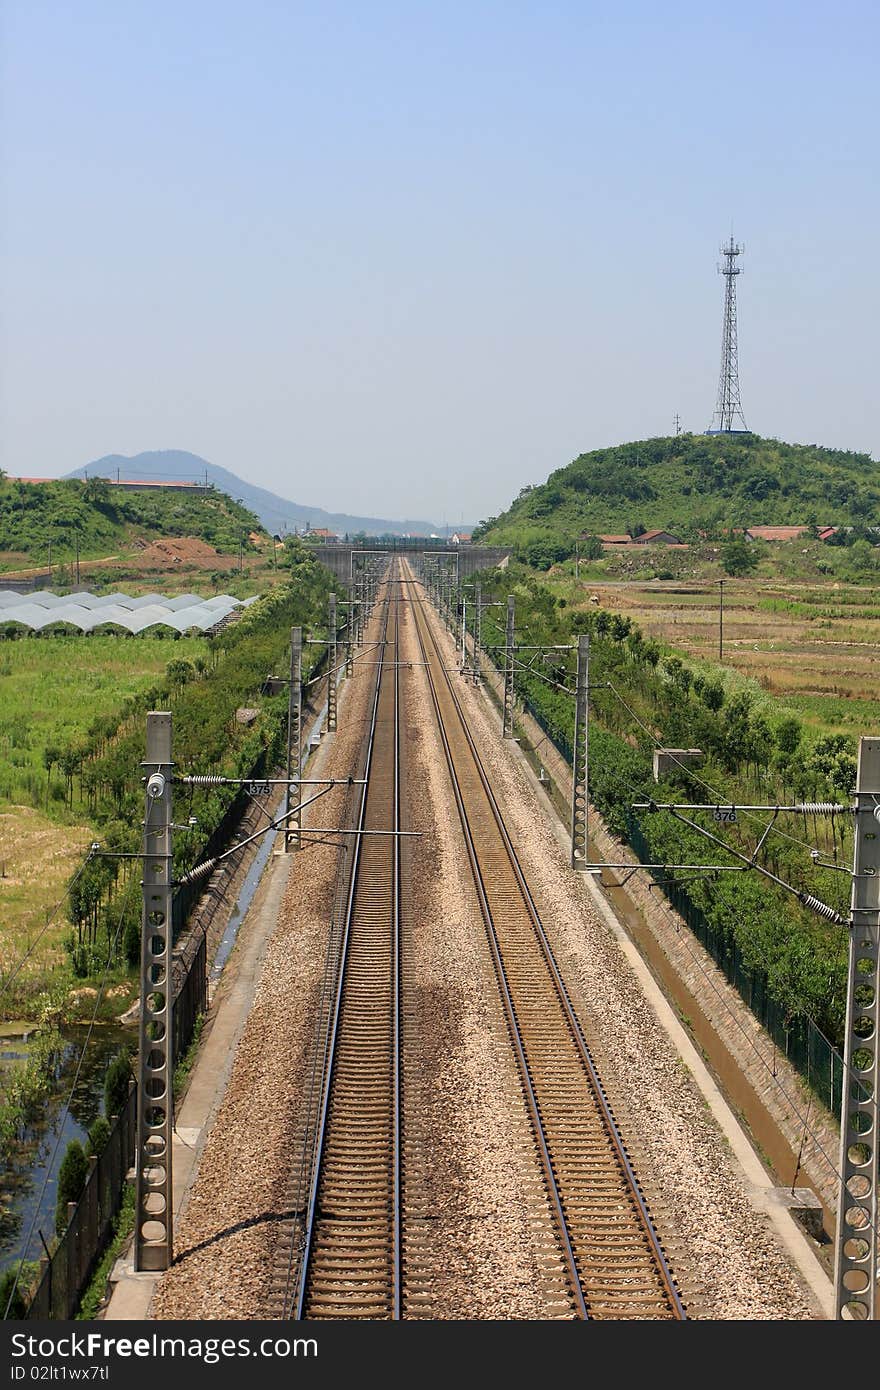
[0,706,331,1277]
[0,1023,133,1269]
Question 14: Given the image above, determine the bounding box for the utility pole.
[135,712,174,1272]
[47,540,51,582]
[833,736,879,1320]
[473,581,482,686]
[718,579,724,661]
[502,595,515,738]
[284,628,302,851]
[571,636,589,868]
[75,534,80,587]
[674,412,682,437]
[327,593,337,732]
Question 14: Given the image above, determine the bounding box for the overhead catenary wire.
[460,580,879,1244]
[473,618,876,1210]
[577,745,877,1130]
[603,678,844,861]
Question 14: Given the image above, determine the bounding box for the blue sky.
[2,1,877,522]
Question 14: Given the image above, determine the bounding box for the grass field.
[0,633,208,1009]
[0,807,92,988]
[549,566,880,734]
[0,634,209,813]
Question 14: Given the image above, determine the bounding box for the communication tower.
[707,237,748,433]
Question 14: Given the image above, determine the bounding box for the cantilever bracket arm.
[664,808,845,925]
[749,809,778,865]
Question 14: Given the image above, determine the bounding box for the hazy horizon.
[2,2,877,523]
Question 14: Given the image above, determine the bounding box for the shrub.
[55,1141,89,1236]
[104,1052,132,1119]
[721,539,758,576]
[0,1267,30,1317]
[87,1115,111,1156]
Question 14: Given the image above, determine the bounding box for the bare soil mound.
[134,536,220,566]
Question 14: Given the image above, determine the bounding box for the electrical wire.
[460,583,871,1212]
[606,861,868,1204]
[604,678,840,860]
[581,745,876,1130]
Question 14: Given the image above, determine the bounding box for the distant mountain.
[64,451,466,538]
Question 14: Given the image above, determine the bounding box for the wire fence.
[17,618,333,1318]
[626,814,844,1115]
[519,689,844,1116]
[24,1084,137,1320]
[21,828,211,1320]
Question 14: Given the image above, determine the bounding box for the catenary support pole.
[473,581,482,686]
[135,712,174,1272]
[502,594,515,737]
[285,627,302,851]
[345,591,354,679]
[571,635,589,868]
[327,593,337,732]
[460,590,467,673]
[833,736,879,1319]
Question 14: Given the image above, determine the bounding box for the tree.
[104,1052,132,1118]
[716,690,753,769]
[166,658,195,693]
[83,477,111,505]
[55,1140,88,1235]
[0,1265,30,1318]
[87,1115,111,1156]
[809,733,857,797]
[59,747,81,807]
[700,680,724,712]
[775,717,802,758]
[578,534,602,561]
[721,540,758,576]
[43,743,61,808]
[847,538,876,575]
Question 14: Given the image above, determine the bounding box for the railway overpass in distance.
[312,540,512,583]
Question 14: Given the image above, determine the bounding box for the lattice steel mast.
[708,236,748,433]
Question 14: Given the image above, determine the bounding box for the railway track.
[405,558,686,1320]
[273,569,403,1319]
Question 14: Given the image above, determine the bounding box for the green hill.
[0,477,264,573]
[476,434,879,554]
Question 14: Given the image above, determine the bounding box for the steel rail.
[293,569,402,1319]
[391,580,402,1320]
[405,561,685,1320]
[404,572,587,1318]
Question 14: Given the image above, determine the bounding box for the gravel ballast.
[150,578,823,1321]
